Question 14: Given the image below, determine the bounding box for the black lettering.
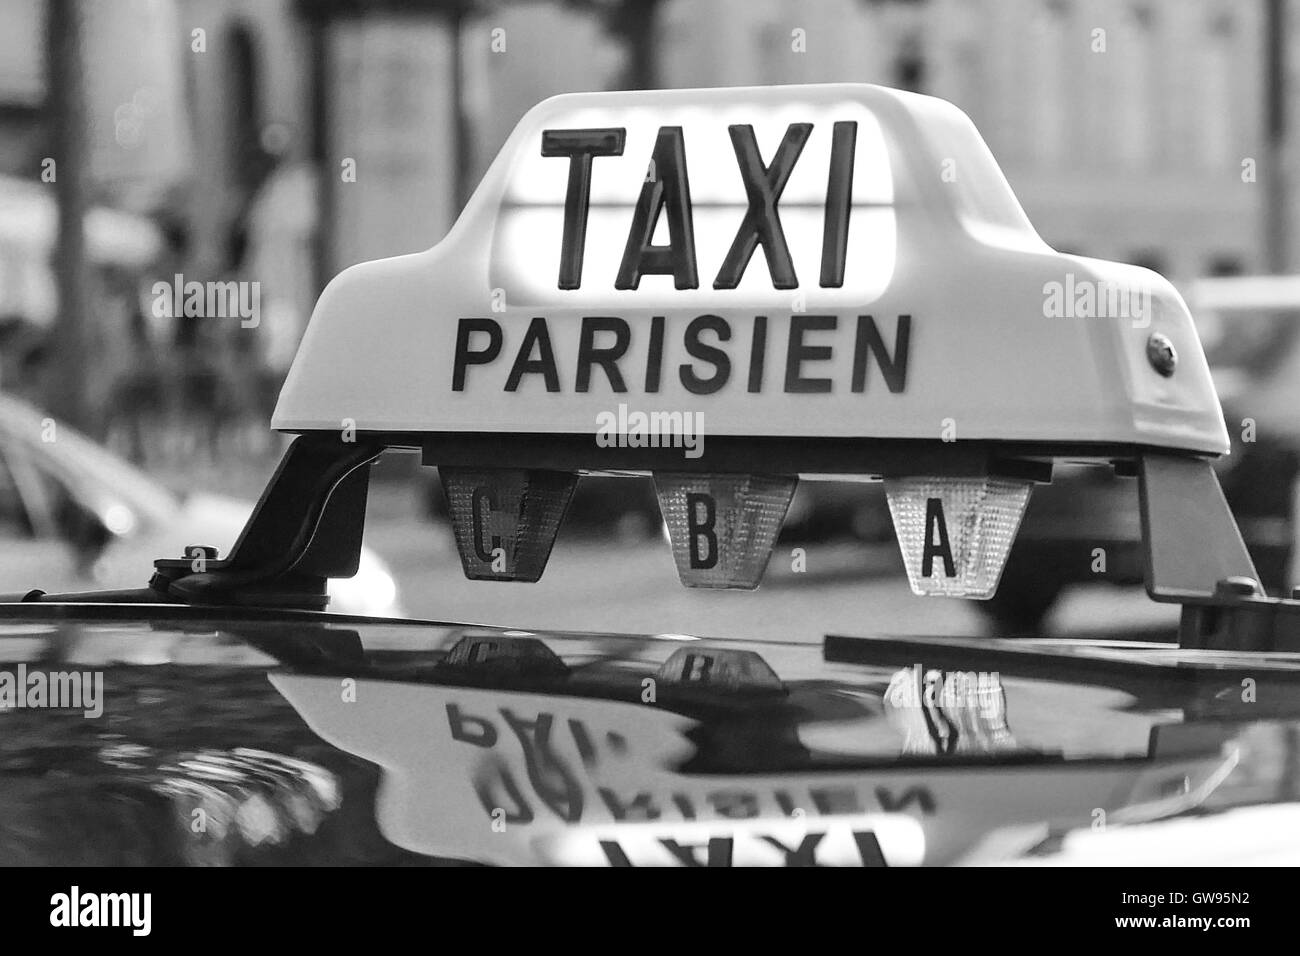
[708,790,759,819]
[452,318,502,391]
[748,315,767,392]
[568,719,598,767]
[874,785,937,815]
[679,314,731,394]
[810,786,863,816]
[645,315,665,392]
[500,709,583,823]
[660,838,734,867]
[575,316,631,392]
[474,767,534,824]
[687,493,717,569]
[505,316,561,392]
[852,314,911,393]
[853,830,889,867]
[470,486,501,562]
[714,122,812,290]
[446,703,497,748]
[541,128,626,289]
[598,788,662,821]
[616,126,698,290]
[820,121,857,288]
[921,498,956,578]
[600,841,633,866]
[784,314,837,393]
[759,832,824,866]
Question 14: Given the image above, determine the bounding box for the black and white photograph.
[0,0,1293,928]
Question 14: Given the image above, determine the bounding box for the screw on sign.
[1146,332,1178,377]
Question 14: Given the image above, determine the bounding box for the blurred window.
[1202,13,1235,170]
[1028,2,1068,166]
[1208,256,1243,277]
[894,35,925,93]
[225,23,268,196]
[1116,3,1154,169]
[0,448,34,539]
[755,23,787,86]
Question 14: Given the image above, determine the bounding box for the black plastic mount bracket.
[9,433,384,610]
[147,433,385,609]
[1139,452,1300,651]
[1138,453,1259,601]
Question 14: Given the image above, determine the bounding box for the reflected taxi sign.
[268,83,1234,596]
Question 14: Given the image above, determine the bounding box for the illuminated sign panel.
[493,100,896,306]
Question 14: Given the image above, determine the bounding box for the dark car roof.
[0,602,1295,865]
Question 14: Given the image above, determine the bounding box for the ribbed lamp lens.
[653,473,797,589]
[884,476,1032,598]
[441,468,578,582]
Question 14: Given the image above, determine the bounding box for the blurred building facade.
[172,0,624,302]
[3,0,1291,288]
[0,0,1296,429]
[130,0,1300,287]
[660,0,1275,282]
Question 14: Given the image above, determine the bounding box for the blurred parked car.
[0,393,401,616]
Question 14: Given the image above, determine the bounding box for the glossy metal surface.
[0,604,1293,865]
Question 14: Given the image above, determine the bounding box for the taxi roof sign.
[273,83,1227,457]
[0,84,1273,645]
[123,83,1276,632]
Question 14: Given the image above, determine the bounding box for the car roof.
[0,602,1293,764]
[0,602,1292,864]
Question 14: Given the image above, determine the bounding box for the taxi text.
[452,313,911,395]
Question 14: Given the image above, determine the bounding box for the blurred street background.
[5,0,1300,637]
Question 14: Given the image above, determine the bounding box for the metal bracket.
[1140,451,1300,651]
[1178,580,1300,652]
[1138,452,1259,601]
[147,433,384,609]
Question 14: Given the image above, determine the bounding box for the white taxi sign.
[272,83,1227,456]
